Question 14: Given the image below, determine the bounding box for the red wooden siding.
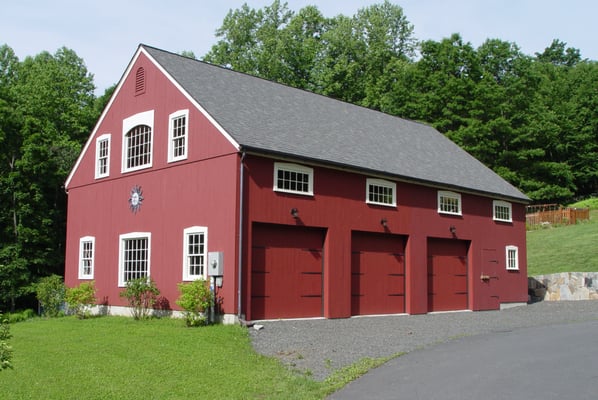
[427,238,469,312]
[351,231,406,315]
[251,223,325,320]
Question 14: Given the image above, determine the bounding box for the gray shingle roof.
[143,45,529,202]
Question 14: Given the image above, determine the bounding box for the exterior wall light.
[380,218,388,227]
[290,208,299,219]
[449,225,456,234]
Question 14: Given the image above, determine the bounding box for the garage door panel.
[299,272,322,296]
[428,239,469,312]
[351,232,406,316]
[251,224,324,320]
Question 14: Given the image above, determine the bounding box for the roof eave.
[241,146,531,204]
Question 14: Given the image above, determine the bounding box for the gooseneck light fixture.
[290,208,299,219]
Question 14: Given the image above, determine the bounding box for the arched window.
[125,125,152,169]
[122,110,154,173]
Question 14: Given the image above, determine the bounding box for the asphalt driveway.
[329,319,598,399]
[250,300,598,383]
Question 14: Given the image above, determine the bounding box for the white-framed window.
[95,134,111,179]
[493,200,512,222]
[366,178,396,207]
[122,110,154,173]
[118,232,151,287]
[182,226,207,281]
[78,236,95,279]
[273,162,314,196]
[168,109,189,162]
[438,190,462,215]
[506,245,519,270]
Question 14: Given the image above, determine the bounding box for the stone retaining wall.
[529,272,598,302]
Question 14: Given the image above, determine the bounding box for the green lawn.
[527,209,598,276]
[4,317,325,399]
[4,316,385,400]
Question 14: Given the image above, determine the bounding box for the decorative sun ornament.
[128,185,144,214]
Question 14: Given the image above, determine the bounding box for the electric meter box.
[207,252,224,276]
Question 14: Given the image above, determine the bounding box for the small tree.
[176,279,214,327]
[65,281,97,319]
[119,277,160,320]
[36,275,65,317]
[0,312,12,371]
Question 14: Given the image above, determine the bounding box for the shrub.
[36,275,65,317]
[65,282,97,319]
[7,309,35,323]
[176,279,214,327]
[0,312,12,371]
[119,277,160,320]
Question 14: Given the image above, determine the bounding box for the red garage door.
[427,238,469,312]
[251,224,325,320]
[351,232,406,316]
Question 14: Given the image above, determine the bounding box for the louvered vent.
[135,67,145,95]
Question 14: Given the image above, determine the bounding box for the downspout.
[237,151,246,323]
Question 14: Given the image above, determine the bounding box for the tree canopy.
[204,2,597,204]
[0,45,102,311]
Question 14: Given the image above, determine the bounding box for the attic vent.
[135,67,145,95]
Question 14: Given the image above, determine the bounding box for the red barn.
[64,45,530,323]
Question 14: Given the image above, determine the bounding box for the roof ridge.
[140,44,433,130]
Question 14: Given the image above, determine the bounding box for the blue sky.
[2,0,596,94]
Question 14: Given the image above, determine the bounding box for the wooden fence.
[526,204,590,228]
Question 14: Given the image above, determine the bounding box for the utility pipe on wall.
[237,151,246,322]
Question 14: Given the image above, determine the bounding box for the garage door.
[251,223,325,320]
[427,238,469,312]
[351,231,406,315]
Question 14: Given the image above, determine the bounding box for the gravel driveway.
[249,301,598,381]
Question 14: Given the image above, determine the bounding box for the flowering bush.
[176,279,214,327]
[119,277,160,320]
[65,281,97,319]
[0,312,12,371]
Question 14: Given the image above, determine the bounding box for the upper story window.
[366,178,396,207]
[493,200,512,222]
[78,236,95,279]
[438,190,462,216]
[183,226,207,281]
[122,110,154,173]
[168,110,189,162]
[95,134,111,179]
[506,245,519,270]
[274,162,313,196]
[118,232,151,287]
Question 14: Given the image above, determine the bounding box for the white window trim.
[366,178,397,207]
[168,109,189,163]
[95,134,111,179]
[121,110,154,173]
[182,226,208,281]
[273,162,314,196]
[78,236,95,279]
[506,245,519,270]
[493,200,513,222]
[118,232,151,287]
[438,190,462,216]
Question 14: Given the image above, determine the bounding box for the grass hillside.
[527,207,598,276]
